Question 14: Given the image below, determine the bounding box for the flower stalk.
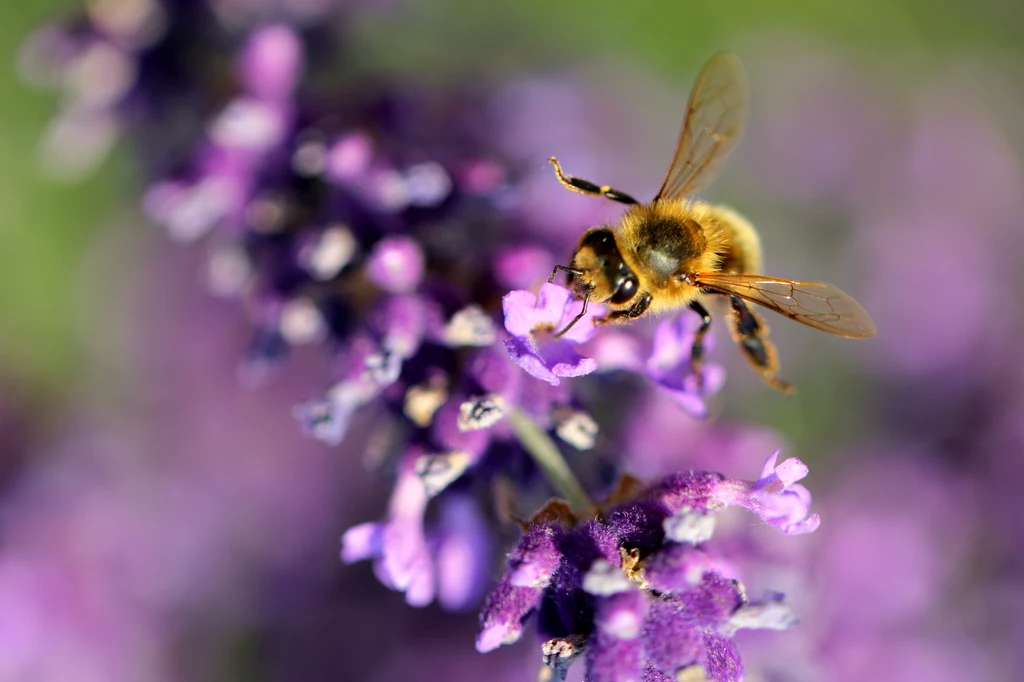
[507,409,594,515]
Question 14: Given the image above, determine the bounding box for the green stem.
[507,409,594,515]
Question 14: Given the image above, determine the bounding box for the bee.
[548,52,876,392]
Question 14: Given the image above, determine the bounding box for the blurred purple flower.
[341,449,493,609]
[365,236,426,294]
[646,313,725,418]
[341,452,437,606]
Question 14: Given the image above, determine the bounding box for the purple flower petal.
[502,285,567,338]
[679,572,744,628]
[754,450,808,492]
[473,522,565,651]
[340,522,383,563]
[553,299,604,346]
[569,520,627,571]
[507,523,563,588]
[605,499,671,553]
[643,597,702,674]
[715,452,821,535]
[647,471,725,515]
[340,456,438,607]
[476,577,545,653]
[504,336,559,385]
[654,364,726,418]
[641,665,676,682]
[647,314,725,418]
[501,284,602,385]
[434,495,492,611]
[373,467,434,601]
[700,632,743,682]
[587,589,647,682]
[643,543,713,593]
[544,339,600,379]
[588,329,646,373]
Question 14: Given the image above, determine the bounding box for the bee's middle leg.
[548,157,638,205]
[724,295,793,393]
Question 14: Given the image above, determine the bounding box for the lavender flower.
[478,452,818,681]
[502,283,604,386]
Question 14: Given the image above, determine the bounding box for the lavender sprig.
[477,452,818,681]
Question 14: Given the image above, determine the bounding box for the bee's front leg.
[595,292,653,326]
[548,157,639,205]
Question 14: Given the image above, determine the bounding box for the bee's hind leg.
[548,157,638,205]
[725,295,794,393]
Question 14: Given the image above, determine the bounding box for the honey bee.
[548,52,876,392]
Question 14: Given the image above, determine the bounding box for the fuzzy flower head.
[477,452,818,682]
[502,283,605,386]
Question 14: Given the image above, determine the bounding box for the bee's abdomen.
[702,205,762,275]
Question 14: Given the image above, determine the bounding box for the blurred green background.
[1,1,124,395]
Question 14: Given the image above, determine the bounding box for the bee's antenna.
[554,291,590,339]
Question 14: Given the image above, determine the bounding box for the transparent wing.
[694,272,877,338]
[653,53,749,202]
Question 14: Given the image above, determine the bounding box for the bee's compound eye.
[610,274,638,304]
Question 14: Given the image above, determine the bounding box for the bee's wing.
[653,53,749,202]
[694,272,878,338]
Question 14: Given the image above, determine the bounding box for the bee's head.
[570,228,639,305]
